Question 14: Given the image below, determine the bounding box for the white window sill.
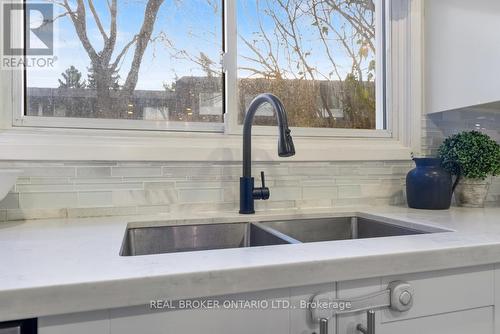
[0,128,413,161]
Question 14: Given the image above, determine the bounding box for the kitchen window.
[17,0,386,135]
[236,0,384,132]
[2,0,421,161]
[21,0,224,132]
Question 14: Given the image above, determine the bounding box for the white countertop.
[1,206,500,321]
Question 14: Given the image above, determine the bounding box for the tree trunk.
[92,62,114,118]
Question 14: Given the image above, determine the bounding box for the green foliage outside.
[58,66,86,89]
[438,131,500,180]
[238,75,376,129]
[86,65,121,90]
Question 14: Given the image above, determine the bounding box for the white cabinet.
[336,265,495,334]
[425,0,500,113]
[38,311,110,334]
[107,284,335,334]
[38,265,499,334]
[39,284,335,334]
[108,289,291,334]
[380,308,494,334]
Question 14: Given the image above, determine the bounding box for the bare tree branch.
[323,0,375,52]
[309,0,343,81]
[111,35,138,71]
[87,0,108,41]
[62,0,99,63]
[122,0,165,94]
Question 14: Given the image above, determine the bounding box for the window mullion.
[375,0,387,131]
[223,0,238,135]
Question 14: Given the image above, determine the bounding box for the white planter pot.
[454,177,491,208]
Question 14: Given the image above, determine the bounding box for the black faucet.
[239,93,295,214]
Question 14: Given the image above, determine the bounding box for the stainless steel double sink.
[121,216,439,256]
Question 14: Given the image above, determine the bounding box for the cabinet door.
[39,310,110,334]
[340,306,494,334]
[379,307,493,334]
[426,0,500,113]
[336,266,495,334]
[109,284,337,334]
[109,289,290,334]
[39,284,337,334]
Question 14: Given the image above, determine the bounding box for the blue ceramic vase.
[406,158,458,210]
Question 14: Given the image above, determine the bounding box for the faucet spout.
[240,93,295,214]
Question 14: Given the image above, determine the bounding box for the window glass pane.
[25,0,223,125]
[237,0,380,129]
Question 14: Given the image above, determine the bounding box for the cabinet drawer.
[109,289,290,334]
[381,265,494,322]
[379,307,493,334]
[39,311,109,334]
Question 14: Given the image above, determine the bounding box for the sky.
[236,0,369,81]
[27,0,375,90]
[28,0,223,89]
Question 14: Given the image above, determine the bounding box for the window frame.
[14,0,226,133]
[0,0,423,161]
[224,0,391,139]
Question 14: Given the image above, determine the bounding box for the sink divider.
[250,222,302,245]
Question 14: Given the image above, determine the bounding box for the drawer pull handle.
[319,318,328,334]
[357,310,376,334]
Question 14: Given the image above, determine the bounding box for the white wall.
[425,0,500,113]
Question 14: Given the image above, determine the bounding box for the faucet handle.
[252,171,270,200]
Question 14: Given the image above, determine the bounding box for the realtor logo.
[3,2,53,56]
[1,2,56,69]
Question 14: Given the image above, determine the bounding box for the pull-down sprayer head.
[278,128,295,157]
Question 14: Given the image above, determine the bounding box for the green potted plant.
[438,131,500,207]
